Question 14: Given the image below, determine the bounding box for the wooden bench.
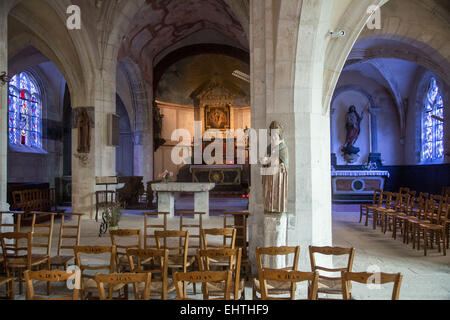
[11,188,57,213]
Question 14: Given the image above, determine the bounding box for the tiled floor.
[3,203,449,300]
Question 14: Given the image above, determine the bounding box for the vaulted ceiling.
[118,0,249,75]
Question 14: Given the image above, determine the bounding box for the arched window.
[8,72,42,149]
[422,78,444,162]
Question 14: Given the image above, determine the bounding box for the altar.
[151,182,215,217]
[190,165,243,186]
[332,170,390,201]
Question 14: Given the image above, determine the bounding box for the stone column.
[0,3,10,211]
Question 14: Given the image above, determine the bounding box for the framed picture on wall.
[204,105,231,130]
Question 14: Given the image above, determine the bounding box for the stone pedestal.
[263,213,288,268]
[152,183,215,217]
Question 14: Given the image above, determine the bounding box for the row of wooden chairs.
[360,188,449,256]
[18,244,402,300]
[252,246,402,300]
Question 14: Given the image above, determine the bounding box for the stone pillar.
[0,3,10,211]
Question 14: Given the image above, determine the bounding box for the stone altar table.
[151,183,215,217]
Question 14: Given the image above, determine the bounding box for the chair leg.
[423,229,428,256]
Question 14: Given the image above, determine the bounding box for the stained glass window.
[8,72,42,149]
[422,78,444,161]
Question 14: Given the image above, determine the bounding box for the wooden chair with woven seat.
[74,245,119,300]
[441,203,450,249]
[0,232,50,295]
[308,246,355,300]
[259,269,319,300]
[252,246,300,300]
[201,228,237,269]
[143,212,169,249]
[179,211,205,293]
[174,270,233,300]
[50,213,83,271]
[154,230,194,297]
[360,189,382,225]
[198,248,244,300]
[0,241,15,300]
[373,191,395,232]
[341,271,403,300]
[95,273,152,300]
[416,199,447,256]
[222,211,251,279]
[24,269,80,300]
[127,248,175,300]
[384,193,411,239]
[403,197,428,248]
[109,229,142,273]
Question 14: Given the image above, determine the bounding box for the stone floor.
[2,203,449,300]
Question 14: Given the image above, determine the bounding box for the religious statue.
[341,105,368,163]
[153,102,166,152]
[261,121,289,213]
[77,109,91,154]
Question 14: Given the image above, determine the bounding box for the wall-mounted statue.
[341,105,367,163]
[262,121,289,213]
[153,101,166,152]
[77,109,91,154]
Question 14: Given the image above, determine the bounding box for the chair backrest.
[109,229,142,267]
[126,248,170,300]
[395,193,411,213]
[256,246,300,272]
[0,232,33,270]
[369,189,383,205]
[25,270,80,300]
[174,270,232,300]
[31,212,55,256]
[399,187,410,194]
[222,211,249,257]
[259,269,319,300]
[0,212,23,233]
[154,230,189,271]
[309,246,355,283]
[341,271,403,300]
[57,213,83,256]
[201,228,236,250]
[197,248,242,299]
[95,273,152,300]
[380,191,393,209]
[179,211,205,255]
[424,198,444,224]
[74,246,116,281]
[143,212,169,249]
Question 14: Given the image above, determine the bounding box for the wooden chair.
[127,248,175,300]
[201,228,237,268]
[403,197,428,248]
[143,212,169,249]
[198,248,244,300]
[109,229,142,272]
[383,193,410,238]
[154,230,194,297]
[222,211,251,279]
[341,271,403,300]
[24,270,80,300]
[50,213,83,270]
[308,246,355,300]
[373,191,395,232]
[252,246,300,300]
[360,189,382,224]
[259,269,319,300]
[74,245,118,300]
[0,211,23,269]
[174,270,233,300]
[0,232,50,295]
[363,190,385,229]
[416,199,447,256]
[95,273,152,300]
[0,240,14,300]
[441,203,450,249]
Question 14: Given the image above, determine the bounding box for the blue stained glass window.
[422,78,444,161]
[8,72,42,149]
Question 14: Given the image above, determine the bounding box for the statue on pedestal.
[262,121,288,213]
[342,105,368,163]
[77,109,91,154]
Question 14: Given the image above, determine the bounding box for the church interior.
[0,0,449,301]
